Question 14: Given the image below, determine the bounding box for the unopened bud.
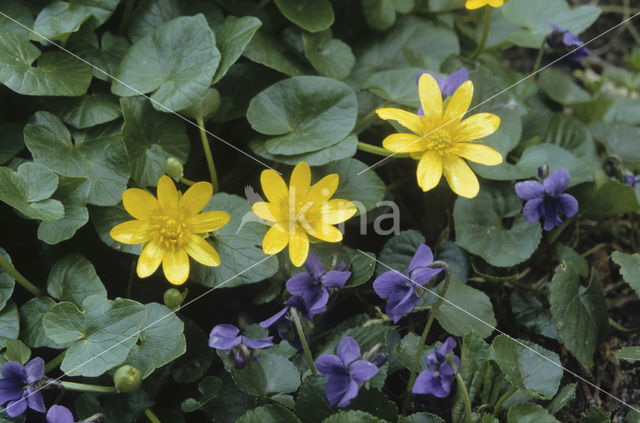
[113,365,142,393]
[165,157,184,180]
[164,288,187,309]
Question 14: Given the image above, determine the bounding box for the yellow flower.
[252,162,357,267]
[376,73,502,198]
[465,0,504,9]
[110,176,230,285]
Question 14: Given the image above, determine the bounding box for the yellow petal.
[308,174,339,203]
[289,228,309,267]
[443,80,473,125]
[289,161,311,199]
[137,241,165,278]
[186,211,230,233]
[489,0,504,7]
[252,201,282,222]
[307,222,343,243]
[308,199,358,225]
[418,73,443,122]
[157,175,179,210]
[442,154,479,198]
[260,169,288,204]
[180,181,213,214]
[110,220,152,244]
[465,0,487,9]
[163,249,190,285]
[453,113,501,142]
[185,235,221,267]
[376,108,423,135]
[122,188,158,220]
[263,223,289,255]
[416,151,443,192]
[450,143,503,165]
[382,133,427,153]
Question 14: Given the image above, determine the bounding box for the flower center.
[150,215,189,249]
[426,129,452,151]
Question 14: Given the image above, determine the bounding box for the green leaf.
[398,414,445,423]
[191,193,278,288]
[362,0,396,30]
[47,254,107,307]
[573,170,639,217]
[227,352,300,397]
[317,158,386,212]
[590,122,640,168]
[510,291,558,340]
[295,375,334,423]
[376,230,424,276]
[500,0,600,48]
[181,375,222,412]
[541,114,600,172]
[538,69,590,105]
[213,16,262,84]
[436,278,497,339]
[3,339,30,364]
[124,303,185,378]
[454,184,542,267]
[237,405,301,423]
[549,265,608,367]
[32,0,120,42]
[37,176,90,245]
[0,0,34,38]
[247,76,357,156]
[556,243,588,277]
[0,249,15,311]
[546,383,577,414]
[303,32,355,80]
[24,111,130,206]
[0,33,92,96]
[0,303,19,349]
[19,297,62,349]
[243,31,305,77]
[68,31,130,82]
[0,162,64,222]
[90,205,141,255]
[618,346,640,361]
[43,295,148,376]
[348,389,397,421]
[273,0,334,33]
[362,68,423,107]
[507,403,560,423]
[489,335,562,399]
[250,134,358,167]
[112,15,220,112]
[49,94,122,129]
[121,96,190,187]
[322,411,385,423]
[580,408,610,423]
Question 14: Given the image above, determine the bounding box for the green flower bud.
[164,288,187,309]
[165,157,184,180]
[113,365,142,393]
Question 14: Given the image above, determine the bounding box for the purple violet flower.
[547,23,592,62]
[260,295,313,349]
[0,358,46,417]
[416,69,468,116]
[315,337,379,407]
[286,252,351,316]
[515,168,578,231]
[46,406,74,423]
[624,174,640,188]
[209,324,274,369]
[372,244,444,323]
[412,337,460,398]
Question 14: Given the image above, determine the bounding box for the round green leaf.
[49,94,122,129]
[0,248,15,311]
[0,302,19,349]
[507,403,559,423]
[376,229,424,276]
[273,0,334,33]
[32,0,120,42]
[47,254,107,307]
[37,176,91,245]
[250,134,358,166]
[303,32,355,80]
[247,76,358,156]
[238,405,301,423]
[213,16,262,84]
[20,297,63,349]
[227,352,300,397]
[612,251,640,298]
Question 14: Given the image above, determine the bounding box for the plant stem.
[117,0,135,34]
[401,261,451,414]
[81,414,104,423]
[45,351,66,373]
[357,142,411,158]
[453,360,472,423]
[179,176,195,186]
[0,252,43,297]
[196,116,219,193]
[521,37,548,99]
[291,308,318,376]
[492,386,517,416]
[624,0,640,44]
[354,101,390,133]
[60,381,117,394]
[470,7,492,60]
[144,409,162,423]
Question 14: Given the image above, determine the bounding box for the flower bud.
[164,288,187,309]
[165,157,184,180]
[113,365,142,393]
[370,353,388,368]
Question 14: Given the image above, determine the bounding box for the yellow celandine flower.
[110,176,230,285]
[465,0,504,9]
[376,73,502,198]
[252,162,357,267]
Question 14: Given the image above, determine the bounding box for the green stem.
[401,262,451,414]
[520,37,548,99]
[291,308,318,376]
[144,409,162,423]
[453,360,472,423]
[470,7,492,60]
[354,101,390,133]
[357,142,411,158]
[60,381,117,394]
[0,252,43,297]
[179,176,195,186]
[117,0,135,34]
[624,0,640,44]
[81,414,104,423]
[492,386,517,416]
[196,116,219,193]
[45,351,66,373]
